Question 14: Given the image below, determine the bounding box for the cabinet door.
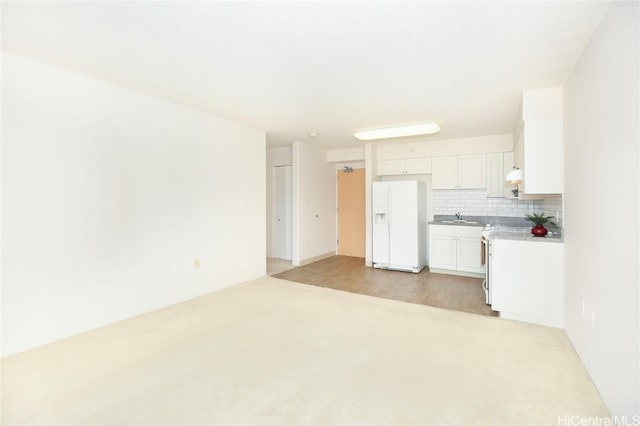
[458,154,487,189]
[486,153,504,198]
[432,156,458,189]
[522,119,563,194]
[456,237,484,273]
[377,159,404,176]
[404,157,432,174]
[490,239,564,327]
[428,235,457,270]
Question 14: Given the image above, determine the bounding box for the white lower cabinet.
[490,239,564,328]
[428,235,457,270]
[429,225,484,276]
[456,237,484,273]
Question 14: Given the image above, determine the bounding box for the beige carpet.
[1,277,608,425]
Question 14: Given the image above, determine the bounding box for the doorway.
[337,168,365,258]
[272,165,292,261]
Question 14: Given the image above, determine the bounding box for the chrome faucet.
[455,212,461,221]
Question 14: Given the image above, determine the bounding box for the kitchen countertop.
[428,220,485,227]
[488,227,564,243]
[428,215,564,243]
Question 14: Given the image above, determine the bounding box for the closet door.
[273,166,292,260]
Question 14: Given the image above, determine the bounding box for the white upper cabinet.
[377,142,429,161]
[432,154,486,189]
[486,153,504,197]
[403,158,431,174]
[517,87,564,194]
[378,159,404,176]
[487,151,519,198]
[378,157,431,176]
[502,152,518,198]
[458,154,486,189]
[522,119,563,194]
[431,156,458,188]
[377,142,432,176]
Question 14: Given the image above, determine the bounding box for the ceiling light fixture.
[309,132,319,138]
[353,123,440,141]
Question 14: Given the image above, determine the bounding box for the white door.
[273,166,292,260]
[389,181,418,267]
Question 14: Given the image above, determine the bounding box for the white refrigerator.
[372,180,427,273]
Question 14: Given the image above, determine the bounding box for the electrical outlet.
[194,258,200,269]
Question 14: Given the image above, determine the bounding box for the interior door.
[273,166,292,260]
[337,168,365,257]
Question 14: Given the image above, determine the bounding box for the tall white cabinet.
[514,87,564,195]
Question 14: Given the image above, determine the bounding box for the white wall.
[266,146,292,258]
[564,2,639,416]
[364,143,378,266]
[1,52,266,356]
[292,142,336,265]
[326,147,365,163]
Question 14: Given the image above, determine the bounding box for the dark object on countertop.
[525,213,556,237]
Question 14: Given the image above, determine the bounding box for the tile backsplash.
[434,190,563,226]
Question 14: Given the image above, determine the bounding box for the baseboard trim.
[299,251,335,266]
[429,268,485,279]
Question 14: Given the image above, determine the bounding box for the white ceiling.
[1,1,609,148]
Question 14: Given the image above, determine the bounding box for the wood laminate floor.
[273,255,497,317]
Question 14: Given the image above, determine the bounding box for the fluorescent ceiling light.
[506,168,523,183]
[354,123,440,141]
